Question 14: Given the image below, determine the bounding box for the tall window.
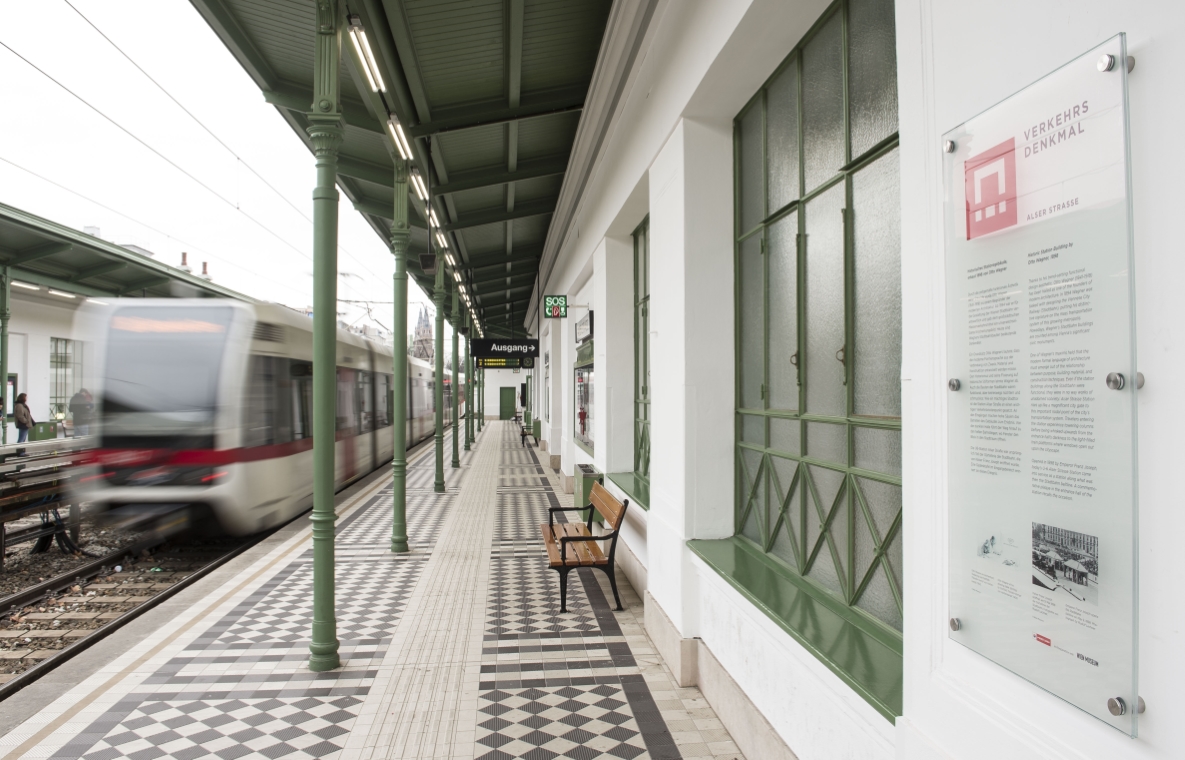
[734,0,902,632]
[50,337,82,421]
[633,218,651,489]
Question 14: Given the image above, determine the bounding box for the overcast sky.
[0,0,448,340]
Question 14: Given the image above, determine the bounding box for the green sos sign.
[543,294,567,318]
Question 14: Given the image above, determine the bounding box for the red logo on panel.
[1034,634,1051,646]
[965,138,1018,240]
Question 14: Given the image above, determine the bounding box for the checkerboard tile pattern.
[4,423,745,760]
[475,685,647,760]
[78,696,362,760]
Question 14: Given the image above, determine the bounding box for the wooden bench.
[541,482,630,612]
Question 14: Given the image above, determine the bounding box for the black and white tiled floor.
[0,424,742,760]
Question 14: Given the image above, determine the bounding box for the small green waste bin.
[533,418,541,441]
[574,463,603,523]
[29,421,58,442]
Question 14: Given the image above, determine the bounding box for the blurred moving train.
[73,300,465,535]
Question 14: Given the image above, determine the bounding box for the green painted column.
[464,322,472,452]
[389,159,410,553]
[433,264,446,493]
[307,0,342,673]
[451,287,460,468]
[478,368,484,431]
[0,266,9,446]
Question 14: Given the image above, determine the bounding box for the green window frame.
[633,217,651,489]
[698,0,904,720]
[50,337,82,422]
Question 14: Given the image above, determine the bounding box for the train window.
[336,367,357,432]
[102,305,233,439]
[290,361,312,440]
[358,371,374,433]
[375,373,391,428]
[244,355,292,447]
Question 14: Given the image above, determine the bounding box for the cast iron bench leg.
[604,565,624,611]
[558,566,571,613]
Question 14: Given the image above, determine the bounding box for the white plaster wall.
[595,236,634,476]
[533,0,894,757]
[6,295,83,440]
[697,557,896,759]
[482,368,524,419]
[896,1,1185,758]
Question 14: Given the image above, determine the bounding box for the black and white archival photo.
[1031,523,1099,606]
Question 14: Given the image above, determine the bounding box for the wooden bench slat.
[540,522,608,567]
[562,523,605,566]
[589,483,624,530]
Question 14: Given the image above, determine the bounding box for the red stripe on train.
[80,431,364,467]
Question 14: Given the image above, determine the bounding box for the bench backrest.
[589,482,627,531]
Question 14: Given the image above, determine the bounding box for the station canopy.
[189,0,622,337]
[0,201,249,301]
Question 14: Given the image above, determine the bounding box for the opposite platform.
[0,423,743,760]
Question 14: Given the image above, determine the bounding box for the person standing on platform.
[69,388,93,437]
[14,393,33,444]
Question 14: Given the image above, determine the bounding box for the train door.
[336,367,357,483]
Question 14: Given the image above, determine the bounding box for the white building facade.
[526,1,1184,758]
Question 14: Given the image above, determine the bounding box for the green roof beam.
[406,92,585,138]
[6,242,72,265]
[433,158,566,197]
[441,198,556,233]
[263,87,383,134]
[68,260,128,282]
[118,276,171,295]
[337,155,394,186]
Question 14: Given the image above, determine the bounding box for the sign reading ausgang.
[471,338,539,359]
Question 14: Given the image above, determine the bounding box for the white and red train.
[73,300,464,535]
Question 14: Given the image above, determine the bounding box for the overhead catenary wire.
[59,1,390,288]
[0,155,309,302]
[0,37,313,264]
[62,0,313,226]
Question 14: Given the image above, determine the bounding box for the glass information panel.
[944,35,1139,734]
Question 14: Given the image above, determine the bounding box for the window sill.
[574,438,594,456]
[605,472,649,510]
[687,536,902,722]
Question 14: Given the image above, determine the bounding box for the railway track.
[0,533,263,700]
[0,429,450,702]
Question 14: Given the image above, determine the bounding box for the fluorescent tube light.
[411,172,428,201]
[429,209,440,228]
[11,281,39,290]
[453,271,462,282]
[348,16,386,93]
[88,299,109,305]
[435,232,448,249]
[386,118,411,160]
[48,289,76,298]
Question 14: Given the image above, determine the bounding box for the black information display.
[475,357,534,369]
[471,338,539,359]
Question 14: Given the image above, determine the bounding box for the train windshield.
[101,306,234,441]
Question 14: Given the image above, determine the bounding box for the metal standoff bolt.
[1138,696,1146,714]
[1108,697,1127,716]
[943,139,956,153]
[1105,372,1126,390]
[1136,372,1145,389]
[948,378,961,392]
[1098,54,1136,73]
[949,617,962,631]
